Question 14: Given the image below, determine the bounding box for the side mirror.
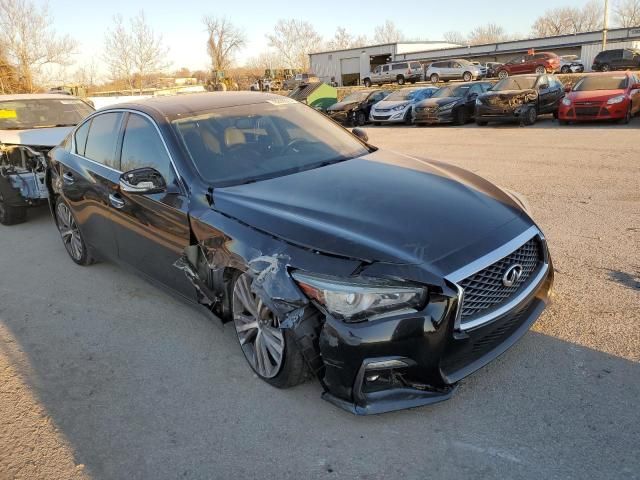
[352,127,369,143]
[120,167,166,194]
[564,85,572,93]
[469,92,478,99]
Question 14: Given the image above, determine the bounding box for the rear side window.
[410,62,422,69]
[394,62,408,70]
[74,120,90,156]
[120,113,175,183]
[84,112,123,170]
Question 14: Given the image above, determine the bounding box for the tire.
[373,122,380,126]
[453,108,467,125]
[462,71,472,82]
[523,106,538,126]
[560,66,570,74]
[535,65,546,75]
[232,271,307,388]
[356,111,366,126]
[430,73,439,84]
[55,197,94,266]
[363,78,372,88]
[498,70,508,79]
[620,105,632,124]
[397,75,405,85]
[0,191,27,226]
[476,119,488,126]
[600,63,611,72]
[404,108,413,125]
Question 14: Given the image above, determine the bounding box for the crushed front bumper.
[317,253,554,415]
[414,109,454,124]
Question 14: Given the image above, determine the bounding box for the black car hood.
[418,97,462,108]
[327,101,361,112]
[212,151,530,269]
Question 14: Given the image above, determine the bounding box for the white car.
[369,87,439,125]
[0,94,93,225]
[559,55,585,74]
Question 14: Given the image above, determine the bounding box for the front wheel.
[232,271,308,388]
[498,70,508,79]
[55,197,94,265]
[355,111,366,126]
[363,78,372,88]
[0,191,27,226]
[523,106,538,126]
[560,66,570,74]
[453,108,467,125]
[535,65,546,75]
[600,63,611,72]
[430,73,439,84]
[462,71,472,82]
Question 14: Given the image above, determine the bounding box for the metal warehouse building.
[310,26,640,86]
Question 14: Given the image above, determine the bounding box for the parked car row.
[360,48,640,89]
[324,72,640,128]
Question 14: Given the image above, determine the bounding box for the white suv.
[426,59,484,83]
[363,61,423,87]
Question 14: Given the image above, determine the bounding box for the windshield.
[492,76,538,91]
[342,91,371,103]
[385,89,422,101]
[172,101,370,186]
[433,85,470,98]
[0,98,93,130]
[572,75,628,91]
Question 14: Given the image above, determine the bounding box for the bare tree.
[203,16,246,75]
[466,23,511,45]
[266,19,323,70]
[0,0,77,92]
[613,0,640,27]
[532,1,603,37]
[245,50,283,73]
[443,31,467,45]
[373,20,404,44]
[326,27,368,50]
[104,11,169,94]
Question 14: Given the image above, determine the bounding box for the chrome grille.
[459,238,541,322]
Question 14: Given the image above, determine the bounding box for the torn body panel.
[0,144,49,206]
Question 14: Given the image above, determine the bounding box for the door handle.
[109,193,125,209]
[62,172,75,185]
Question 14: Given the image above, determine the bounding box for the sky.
[46,0,599,78]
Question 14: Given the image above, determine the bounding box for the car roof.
[0,93,80,101]
[95,92,293,118]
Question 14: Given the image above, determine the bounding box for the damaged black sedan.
[47,92,553,414]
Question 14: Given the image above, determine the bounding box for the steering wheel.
[281,138,308,155]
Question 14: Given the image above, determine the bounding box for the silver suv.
[426,59,483,84]
[363,61,423,87]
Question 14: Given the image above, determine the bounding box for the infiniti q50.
[47,92,553,415]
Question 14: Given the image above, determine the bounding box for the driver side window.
[120,113,176,184]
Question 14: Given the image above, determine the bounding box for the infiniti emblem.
[502,264,524,287]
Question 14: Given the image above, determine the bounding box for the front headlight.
[562,97,571,106]
[292,272,427,322]
[440,101,457,110]
[391,104,407,111]
[607,95,625,105]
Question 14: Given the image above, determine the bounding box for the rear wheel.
[453,108,467,125]
[430,73,439,84]
[232,271,307,388]
[560,65,570,74]
[397,75,405,85]
[355,111,366,126]
[0,191,27,226]
[404,108,413,125]
[55,197,94,266]
[600,63,611,72]
[462,71,472,82]
[535,65,546,75]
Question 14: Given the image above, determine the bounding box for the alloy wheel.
[535,66,546,74]
[56,202,83,261]
[498,70,508,79]
[233,273,285,379]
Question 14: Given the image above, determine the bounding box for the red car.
[496,52,561,79]
[559,72,640,124]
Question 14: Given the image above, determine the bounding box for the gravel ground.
[1,118,638,480]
